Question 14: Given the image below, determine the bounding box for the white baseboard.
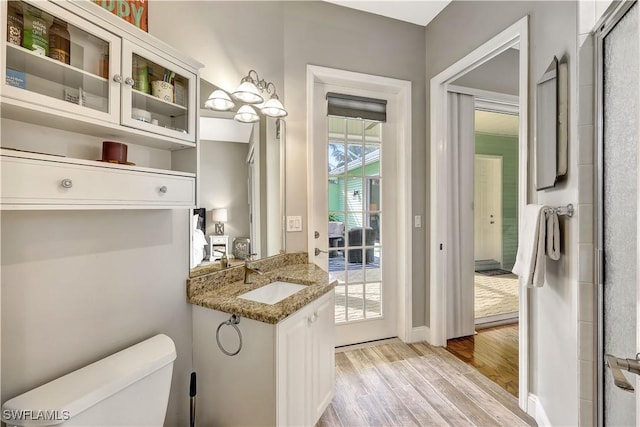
[407,326,431,343]
[528,393,551,427]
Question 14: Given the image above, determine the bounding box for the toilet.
[2,334,176,427]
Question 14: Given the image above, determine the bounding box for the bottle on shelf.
[99,45,109,79]
[48,18,70,65]
[7,1,23,47]
[132,55,149,93]
[22,3,52,56]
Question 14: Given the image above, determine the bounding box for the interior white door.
[310,81,397,347]
[599,3,639,425]
[474,155,503,265]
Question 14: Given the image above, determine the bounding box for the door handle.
[315,248,328,256]
[606,353,640,392]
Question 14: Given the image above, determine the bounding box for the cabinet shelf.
[0,97,196,151]
[6,43,109,98]
[0,148,196,177]
[132,89,187,116]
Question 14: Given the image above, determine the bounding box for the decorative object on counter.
[100,140,134,165]
[48,18,70,64]
[151,80,173,103]
[6,68,25,89]
[22,3,52,56]
[232,237,251,260]
[7,1,23,46]
[211,208,228,235]
[92,0,148,32]
[220,252,229,269]
[205,69,288,123]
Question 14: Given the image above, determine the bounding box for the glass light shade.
[261,97,288,117]
[205,90,235,111]
[231,81,264,104]
[234,105,260,123]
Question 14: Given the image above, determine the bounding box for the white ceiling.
[323,1,451,26]
[475,110,519,137]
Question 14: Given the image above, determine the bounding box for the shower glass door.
[599,2,639,425]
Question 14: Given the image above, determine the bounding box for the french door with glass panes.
[325,116,396,346]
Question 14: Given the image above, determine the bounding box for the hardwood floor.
[446,324,519,397]
[317,338,534,426]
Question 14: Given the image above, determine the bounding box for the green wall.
[475,133,518,270]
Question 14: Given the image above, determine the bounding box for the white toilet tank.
[2,334,176,427]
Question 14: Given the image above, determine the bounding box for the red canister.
[101,141,128,163]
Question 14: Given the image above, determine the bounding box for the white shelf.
[6,43,108,97]
[0,148,196,177]
[0,97,196,151]
[132,89,187,116]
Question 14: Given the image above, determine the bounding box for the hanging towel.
[546,212,561,261]
[512,204,547,287]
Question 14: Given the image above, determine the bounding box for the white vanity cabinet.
[0,0,202,209]
[192,290,335,427]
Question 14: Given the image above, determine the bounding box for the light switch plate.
[414,215,422,228]
[287,216,303,232]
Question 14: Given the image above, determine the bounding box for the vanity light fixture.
[205,69,288,123]
[205,90,235,111]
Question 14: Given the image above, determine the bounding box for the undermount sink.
[239,281,307,305]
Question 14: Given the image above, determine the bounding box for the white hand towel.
[546,212,561,261]
[512,204,547,287]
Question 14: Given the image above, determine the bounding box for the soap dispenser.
[220,252,228,269]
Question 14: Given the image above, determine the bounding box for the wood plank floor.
[317,338,535,426]
[446,324,519,397]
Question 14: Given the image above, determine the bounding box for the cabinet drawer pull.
[159,185,168,194]
[60,179,73,189]
[113,74,123,83]
[124,77,135,86]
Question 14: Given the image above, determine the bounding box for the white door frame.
[429,16,529,410]
[306,65,413,343]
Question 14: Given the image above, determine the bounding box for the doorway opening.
[473,109,520,328]
[430,16,529,407]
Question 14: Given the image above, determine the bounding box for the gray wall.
[1,209,192,426]
[453,47,520,96]
[426,1,578,424]
[151,1,428,326]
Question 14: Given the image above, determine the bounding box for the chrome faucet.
[244,254,264,284]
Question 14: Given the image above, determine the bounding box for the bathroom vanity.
[188,253,335,426]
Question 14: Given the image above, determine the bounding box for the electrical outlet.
[414,215,422,228]
[287,216,303,232]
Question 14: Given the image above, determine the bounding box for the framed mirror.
[535,55,568,190]
[182,79,285,275]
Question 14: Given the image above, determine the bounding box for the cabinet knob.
[124,77,135,86]
[159,186,168,194]
[60,179,73,189]
[113,74,123,83]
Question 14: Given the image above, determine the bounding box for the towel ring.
[216,314,243,356]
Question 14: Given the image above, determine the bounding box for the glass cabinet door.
[121,40,197,143]
[2,0,121,123]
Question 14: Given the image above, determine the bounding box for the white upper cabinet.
[0,0,203,209]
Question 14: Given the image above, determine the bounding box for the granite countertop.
[187,253,335,324]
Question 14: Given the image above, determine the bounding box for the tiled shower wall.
[576,1,613,425]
